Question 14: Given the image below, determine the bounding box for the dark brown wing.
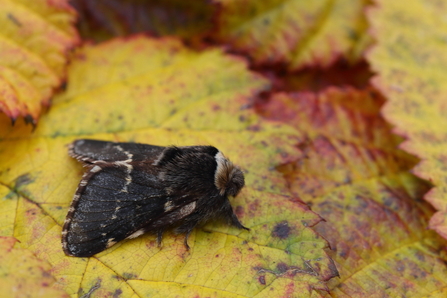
[68,139,165,164]
[62,163,199,257]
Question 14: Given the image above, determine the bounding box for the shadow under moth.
[62,139,249,257]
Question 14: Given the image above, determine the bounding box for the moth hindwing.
[62,139,249,257]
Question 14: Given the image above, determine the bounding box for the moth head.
[214,152,245,197]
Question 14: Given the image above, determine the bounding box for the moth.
[62,139,249,257]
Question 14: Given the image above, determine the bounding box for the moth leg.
[229,212,250,231]
[183,229,192,251]
[230,213,250,231]
[176,220,200,250]
[156,230,164,247]
[223,202,250,231]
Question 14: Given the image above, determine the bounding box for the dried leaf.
[367,0,447,242]
[256,88,447,296]
[213,0,372,69]
[71,0,215,44]
[0,0,79,123]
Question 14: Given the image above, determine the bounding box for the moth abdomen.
[62,139,248,257]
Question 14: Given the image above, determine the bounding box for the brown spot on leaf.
[248,199,259,212]
[248,124,261,131]
[258,275,266,285]
[7,13,22,27]
[15,173,34,188]
[272,221,291,239]
[276,262,289,274]
[113,289,123,298]
[122,272,137,280]
[235,205,245,217]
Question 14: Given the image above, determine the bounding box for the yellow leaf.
[367,1,447,243]
[0,236,70,297]
[0,0,79,123]
[0,36,337,297]
[214,0,372,69]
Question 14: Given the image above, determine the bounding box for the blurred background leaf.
[0,0,79,124]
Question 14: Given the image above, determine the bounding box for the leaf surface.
[0,236,70,297]
[0,0,79,124]
[213,0,372,69]
[256,88,447,296]
[367,0,447,242]
[0,36,337,297]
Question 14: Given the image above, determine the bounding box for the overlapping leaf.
[256,88,447,296]
[71,0,215,44]
[0,0,79,124]
[0,36,338,297]
[213,0,372,69]
[367,0,447,241]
